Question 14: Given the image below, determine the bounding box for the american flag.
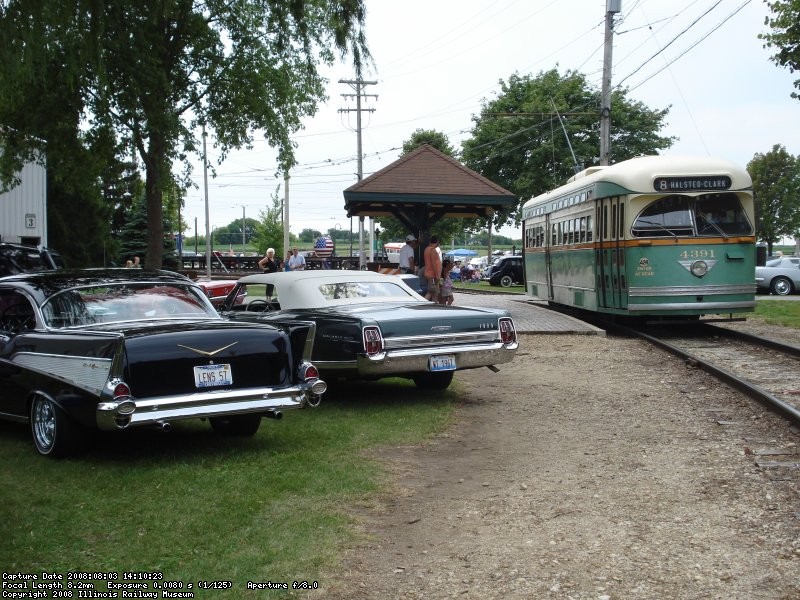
[313,235,335,258]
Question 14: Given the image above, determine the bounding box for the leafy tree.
[761,0,800,100]
[748,145,800,254]
[213,218,260,246]
[0,0,370,268]
[401,129,457,157]
[380,129,478,246]
[118,191,180,268]
[251,191,290,257]
[461,69,674,229]
[117,195,150,266]
[298,228,323,243]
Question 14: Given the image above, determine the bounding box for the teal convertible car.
[218,270,519,390]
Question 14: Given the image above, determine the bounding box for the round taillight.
[303,364,320,381]
[113,382,131,399]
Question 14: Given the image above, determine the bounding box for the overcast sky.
[181,0,800,243]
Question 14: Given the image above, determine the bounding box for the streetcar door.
[544,213,554,301]
[596,196,626,310]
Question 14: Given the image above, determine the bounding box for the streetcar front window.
[632,193,752,238]
[695,193,752,236]
[632,195,694,237]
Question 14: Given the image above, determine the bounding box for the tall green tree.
[461,69,675,228]
[748,145,800,254]
[401,129,457,157]
[761,0,800,100]
[0,0,369,268]
[380,129,473,246]
[251,192,290,257]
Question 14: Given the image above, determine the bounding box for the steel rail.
[617,323,800,427]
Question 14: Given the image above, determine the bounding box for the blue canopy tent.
[445,248,478,258]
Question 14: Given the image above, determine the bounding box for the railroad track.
[619,322,800,427]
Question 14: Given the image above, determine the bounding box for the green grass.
[0,381,457,598]
[753,299,800,329]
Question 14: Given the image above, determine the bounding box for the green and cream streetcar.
[521,155,756,319]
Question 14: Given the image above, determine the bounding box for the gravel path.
[310,320,800,599]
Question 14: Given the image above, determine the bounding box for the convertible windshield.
[42,283,215,328]
[318,281,415,301]
[632,193,752,237]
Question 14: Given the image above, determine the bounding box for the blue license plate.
[429,355,456,372]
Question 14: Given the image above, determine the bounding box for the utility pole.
[202,122,211,279]
[339,78,377,267]
[283,172,290,260]
[600,0,621,166]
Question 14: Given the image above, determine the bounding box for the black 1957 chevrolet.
[0,269,326,456]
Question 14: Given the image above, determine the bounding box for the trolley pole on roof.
[600,0,621,166]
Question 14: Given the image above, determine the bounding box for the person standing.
[284,250,293,272]
[287,247,306,271]
[258,248,278,273]
[439,259,454,305]
[398,234,418,274]
[423,236,442,302]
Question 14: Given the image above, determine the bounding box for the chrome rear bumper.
[96,381,324,430]
[356,341,518,376]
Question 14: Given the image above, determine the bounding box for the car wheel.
[30,395,79,457]
[412,371,454,390]
[770,276,794,296]
[500,275,513,287]
[209,414,262,436]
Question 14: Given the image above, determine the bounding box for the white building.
[0,158,47,245]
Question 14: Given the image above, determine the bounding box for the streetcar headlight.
[690,260,709,277]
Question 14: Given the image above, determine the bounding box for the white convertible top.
[235,270,425,309]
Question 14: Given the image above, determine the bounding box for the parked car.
[217,270,518,390]
[0,269,326,456]
[0,242,63,276]
[196,278,239,307]
[755,256,800,295]
[484,255,524,287]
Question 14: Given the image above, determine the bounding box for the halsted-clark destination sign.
[653,175,732,192]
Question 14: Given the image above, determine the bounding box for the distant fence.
[179,254,397,274]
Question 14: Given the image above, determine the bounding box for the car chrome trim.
[384,330,500,349]
[0,410,28,424]
[96,382,322,430]
[356,341,517,376]
[176,341,239,356]
[311,359,358,369]
[12,352,112,396]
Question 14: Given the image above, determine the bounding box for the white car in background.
[755,256,800,295]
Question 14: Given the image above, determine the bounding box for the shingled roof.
[342,144,517,235]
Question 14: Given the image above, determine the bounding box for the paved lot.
[453,291,604,335]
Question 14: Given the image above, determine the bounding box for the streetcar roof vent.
[567,166,606,183]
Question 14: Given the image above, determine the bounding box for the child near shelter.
[440,259,454,306]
